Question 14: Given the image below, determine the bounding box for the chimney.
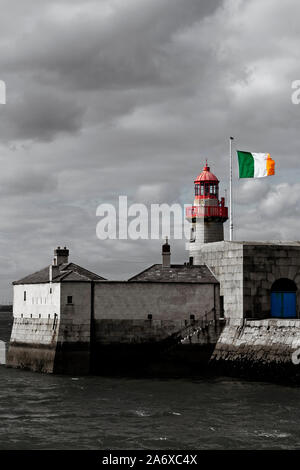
[162,237,171,268]
[49,264,59,282]
[53,246,69,266]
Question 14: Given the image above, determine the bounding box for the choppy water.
[1,312,300,450]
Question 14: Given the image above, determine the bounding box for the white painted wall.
[11,282,91,346]
[13,283,61,319]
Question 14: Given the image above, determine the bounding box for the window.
[147,314,152,320]
[190,314,195,321]
[24,291,26,301]
[67,296,73,305]
[190,227,196,243]
[220,296,224,319]
[209,184,218,196]
[50,288,52,294]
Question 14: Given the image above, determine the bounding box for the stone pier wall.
[92,318,224,375]
[94,319,222,345]
[7,316,91,374]
[7,317,60,373]
[211,319,300,381]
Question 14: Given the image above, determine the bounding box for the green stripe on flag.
[237,151,254,178]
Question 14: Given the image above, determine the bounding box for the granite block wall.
[243,244,300,319]
[211,318,300,380]
[192,241,244,320]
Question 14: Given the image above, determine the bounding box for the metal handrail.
[186,206,228,218]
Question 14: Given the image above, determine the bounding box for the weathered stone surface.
[210,319,300,381]
[94,281,220,321]
[7,343,56,373]
[94,319,222,345]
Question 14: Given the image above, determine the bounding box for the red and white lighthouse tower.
[186,162,228,263]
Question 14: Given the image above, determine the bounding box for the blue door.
[271,292,296,318]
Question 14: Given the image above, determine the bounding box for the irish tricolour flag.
[237,151,275,178]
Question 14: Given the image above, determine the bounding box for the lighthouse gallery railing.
[186,206,228,218]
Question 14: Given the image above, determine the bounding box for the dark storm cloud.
[0,0,299,298]
[1,0,221,90]
[2,89,84,141]
[0,0,223,144]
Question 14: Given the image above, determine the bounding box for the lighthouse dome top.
[195,162,219,183]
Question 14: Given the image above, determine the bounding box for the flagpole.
[229,136,234,241]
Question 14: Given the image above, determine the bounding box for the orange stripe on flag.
[266,154,275,176]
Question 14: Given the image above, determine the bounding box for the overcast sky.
[0,0,300,299]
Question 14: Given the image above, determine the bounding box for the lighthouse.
[186,162,228,263]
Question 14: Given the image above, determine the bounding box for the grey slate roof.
[128,264,218,283]
[13,262,106,285]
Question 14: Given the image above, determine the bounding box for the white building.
[8,247,105,374]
